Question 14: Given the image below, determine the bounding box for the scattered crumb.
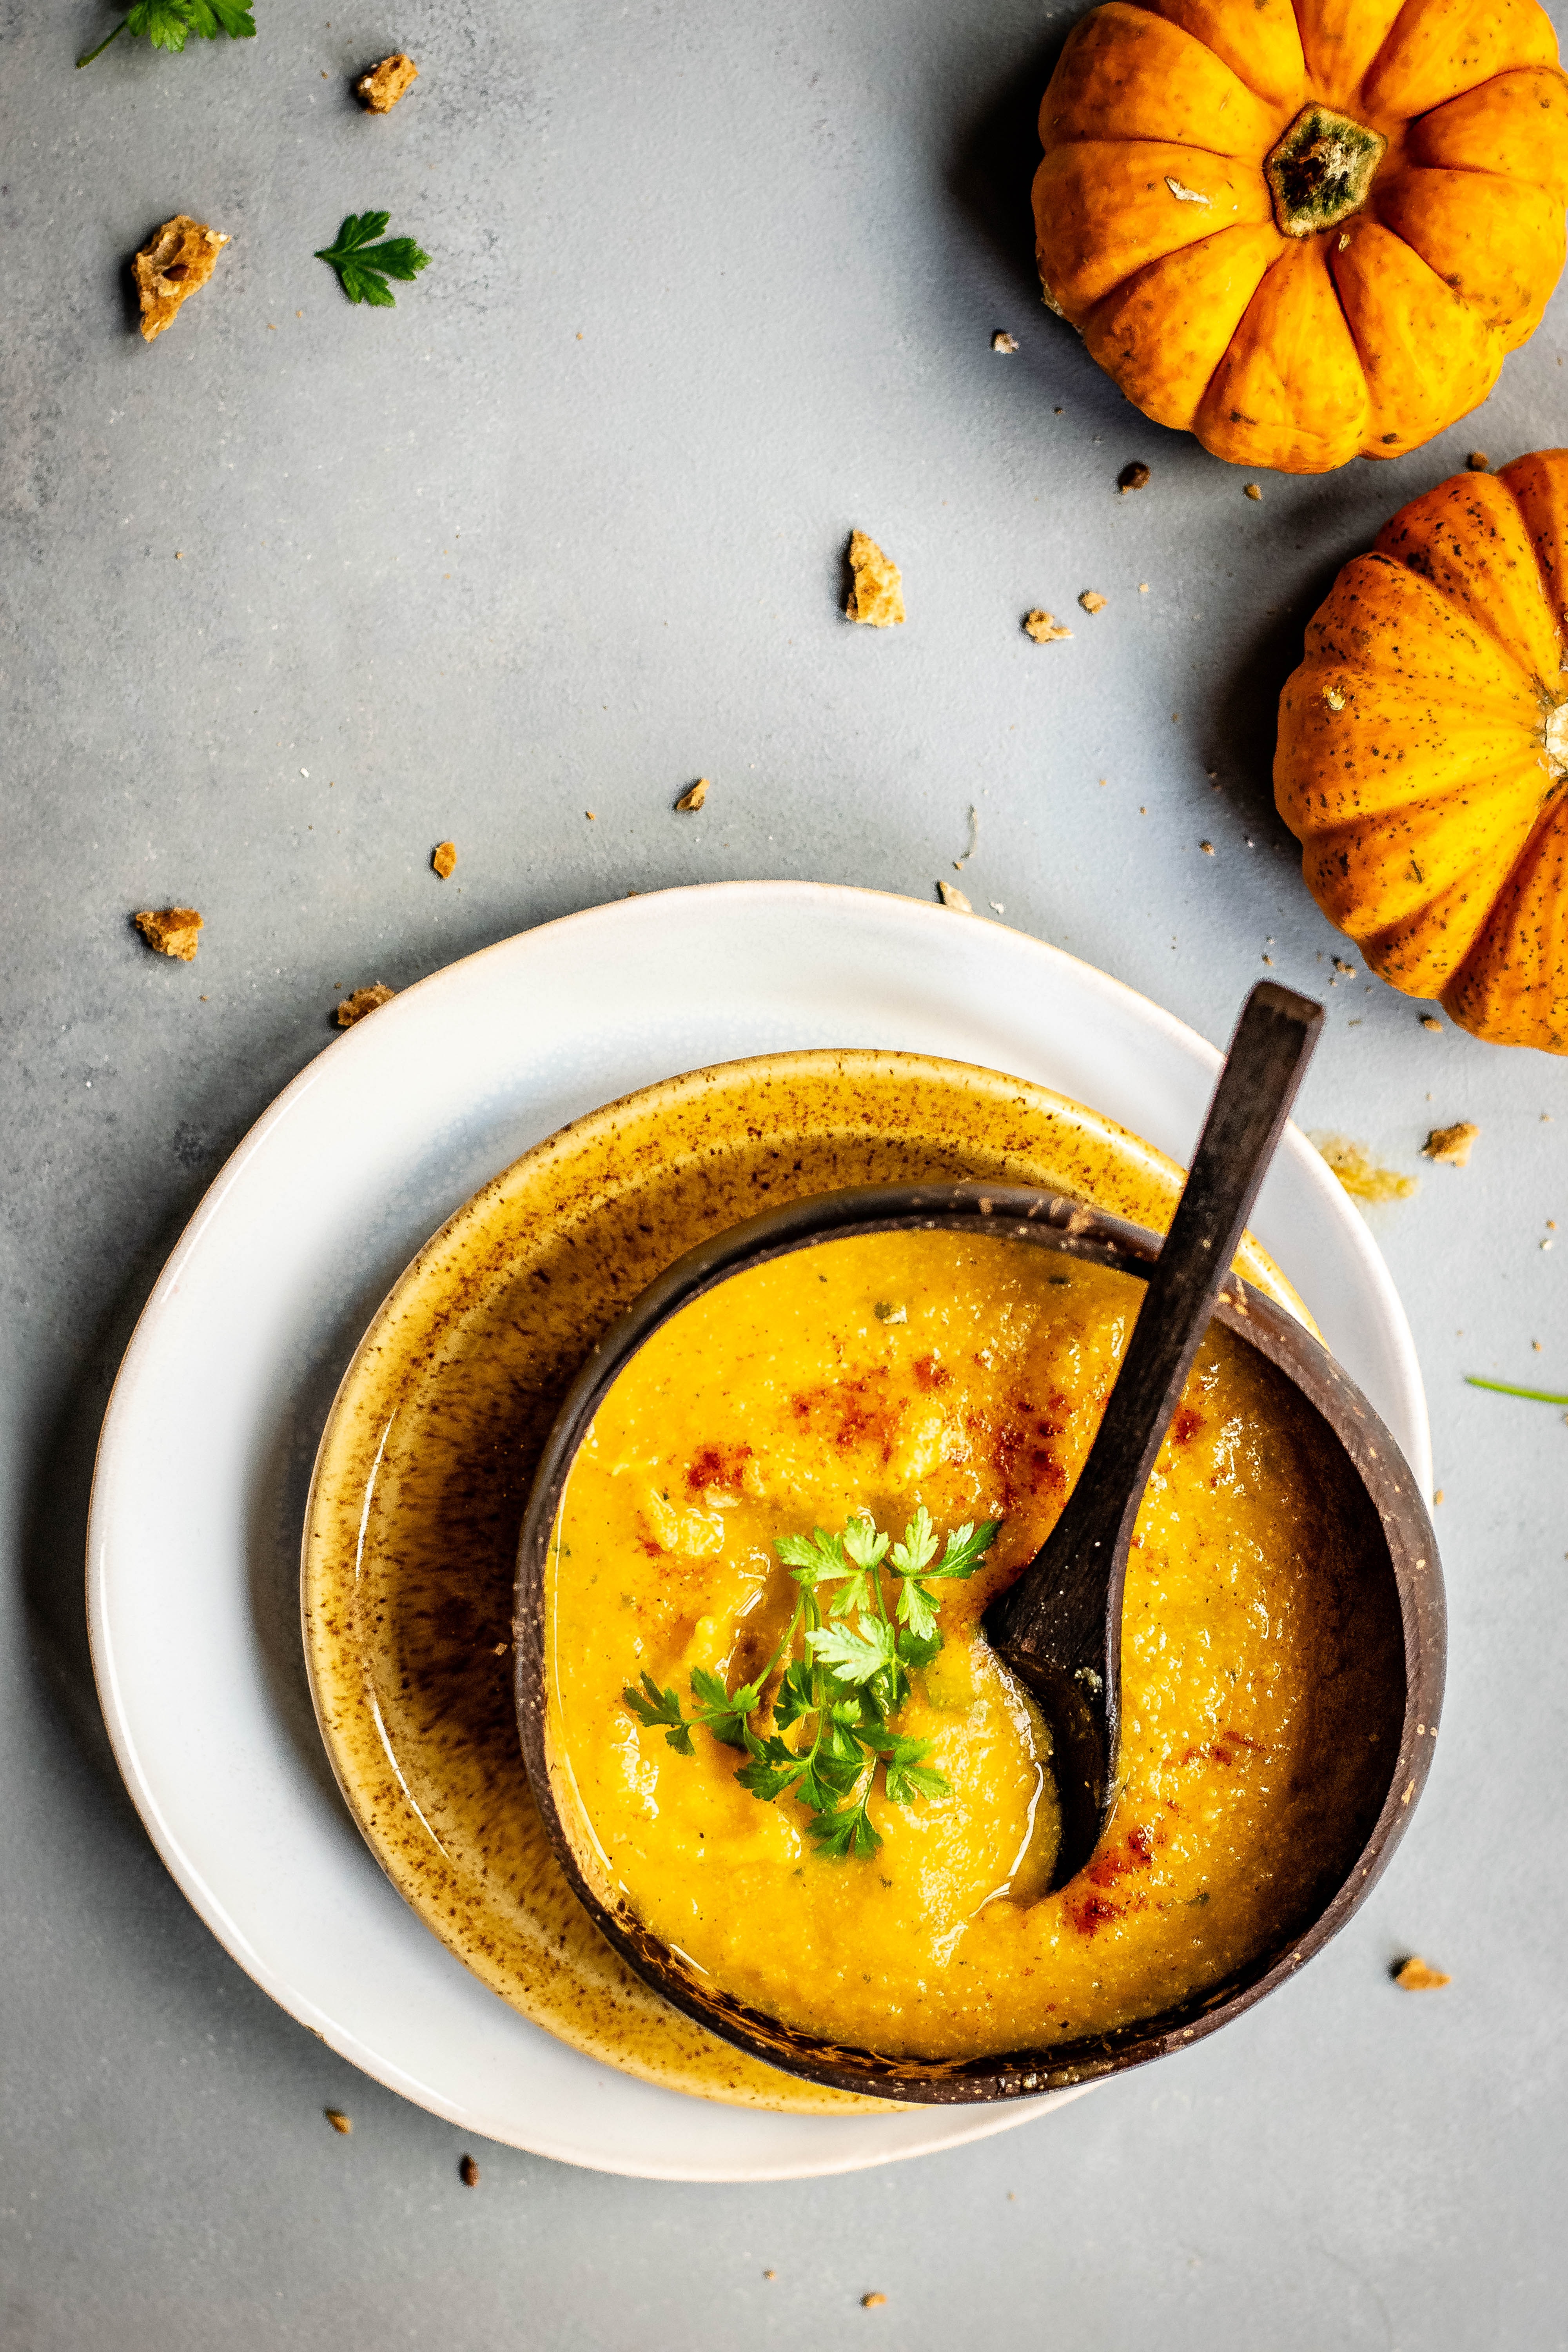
[431,840,457,879]
[1244,482,1262,500]
[937,880,973,913]
[764,2271,777,2282]
[357,53,418,111]
[862,2294,887,2310]
[1261,953,1274,965]
[1138,581,1149,593]
[675,777,710,812]
[1423,1121,1479,1167]
[336,983,396,1027]
[988,899,1004,914]
[1333,957,1354,974]
[954,805,978,868]
[1118,461,1150,493]
[132,216,229,343]
[1394,1956,1451,1991]
[325,2109,352,2135]
[1421,1014,1442,1032]
[1078,590,1107,613]
[1534,1340,1544,1352]
[845,530,905,626]
[1023,607,1071,642]
[459,2154,480,2187]
[585,809,596,820]
[134,906,203,961]
[991,330,1018,353]
[1200,841,1214,855]
[1312,1134,1418,1203]
[1466,451,1490,472]
[1433,1488,1444,1505]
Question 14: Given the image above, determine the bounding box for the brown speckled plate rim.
[302,1048,1322,2108]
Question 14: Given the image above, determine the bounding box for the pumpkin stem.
[1265,105,1387,239]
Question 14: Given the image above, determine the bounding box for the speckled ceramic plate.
[88,882,1430,2180]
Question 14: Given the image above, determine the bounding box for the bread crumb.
[1312,1133,1418,1203]
[325,2109,352,2134]
[1394,1956,1451,1991]
[1424,1120,1479,1167]
[1466,451,1489,472]
[1023,608,1071,642]
[675,777,710,812]
[1200,841,1214,854]
[1421,1014,1442,1031]
[134,907,203,961]
[862,2294,887,2310]
[132,217,229,343]
[431,840,457,879]
[1244,482,1262,500]
[357,53,418,111]
[846,531,905,626]
[1118,461,1149,492]
[991,330,1018,353]
[764,2271,777,2282]
[937,881,973,913]
[459,2154,480,2187]
[1078,590,1107,613]
[1138,581,1149,593]
[336,983,396,1027]
[1433,1488,1444,1505]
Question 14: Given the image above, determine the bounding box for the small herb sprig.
[624,1507,999,1860]
[315,212,431,308]
[1466,1374,1568,1406]
[77,0,256,69]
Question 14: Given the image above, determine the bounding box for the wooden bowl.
[515,1181,1444,2105]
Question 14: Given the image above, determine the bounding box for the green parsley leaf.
[887,1506,939,1580]
[622,1671,695,1757]
[806,1617,896,1687]
[773,1658,816,1727]
[808,1798,882,1860]
[896,1624,942,1672]
[688,1664,762,1749]
[78,0,255,66]
[926,1518,1002,1579]
[315,211,431,308]
[734,1736,808,1803]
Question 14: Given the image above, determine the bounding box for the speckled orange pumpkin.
[1034,0,1568,472]
[1275,452,1568,1051]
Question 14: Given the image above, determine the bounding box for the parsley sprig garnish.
[77,0,256,69]
[623,1507,999,1861]
[315,212,431,308]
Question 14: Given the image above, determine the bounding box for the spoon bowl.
[514,1178,1444,2105]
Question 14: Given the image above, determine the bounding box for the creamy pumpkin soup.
[546,1229,1392,2061]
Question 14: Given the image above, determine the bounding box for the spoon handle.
[988,980,1323,1685]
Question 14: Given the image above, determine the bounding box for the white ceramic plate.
[87,882,1430,2181]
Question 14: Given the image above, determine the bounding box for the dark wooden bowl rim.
[514,1182,1445,2107]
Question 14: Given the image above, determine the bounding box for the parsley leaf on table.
[77,0,255,67]
[314,212,430,308]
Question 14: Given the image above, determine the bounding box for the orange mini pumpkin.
[1034,0,1568,472]
[1275,451,1568,1052]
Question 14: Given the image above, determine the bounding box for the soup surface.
[548,1230,1393,2061]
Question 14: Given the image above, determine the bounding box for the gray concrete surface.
[4,2,1566,2344]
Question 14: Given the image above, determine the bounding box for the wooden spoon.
[982,980,1324,1889]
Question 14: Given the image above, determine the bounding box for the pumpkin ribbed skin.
[1034,0,1568,472]
[1275,452,1568,1052]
